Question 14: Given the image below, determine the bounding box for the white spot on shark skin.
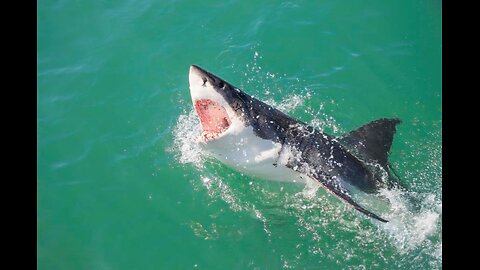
[254,142,282,163]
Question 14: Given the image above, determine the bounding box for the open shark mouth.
[194,99,231,141]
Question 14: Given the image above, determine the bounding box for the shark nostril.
[202,77,207,86]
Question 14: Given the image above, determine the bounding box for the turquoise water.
[38,0,441,269]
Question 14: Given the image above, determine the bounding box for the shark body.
[188,65,402,222]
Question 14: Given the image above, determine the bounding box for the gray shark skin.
[189,64,402,223]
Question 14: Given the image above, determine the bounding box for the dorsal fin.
[339,118,401,169]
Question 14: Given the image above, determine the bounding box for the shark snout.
[189,65,208,88]
[189,64,226,89]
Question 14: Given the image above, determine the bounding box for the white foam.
[379,188,441,253]
[171,109,205,168]
[264,94,305,113]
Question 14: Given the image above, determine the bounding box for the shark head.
[188,64,302,183]
[189,65,249,142]
[188,64,300,144]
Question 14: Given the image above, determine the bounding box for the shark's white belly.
[201,126,305,183]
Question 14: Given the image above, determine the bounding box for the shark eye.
[218,81,224,88]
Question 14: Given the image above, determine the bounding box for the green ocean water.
[37,0,441,269]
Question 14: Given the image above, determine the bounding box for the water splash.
[171,109,205,169]
[264,94,305,114]
[200,175,246,212]
[379,188,441,252]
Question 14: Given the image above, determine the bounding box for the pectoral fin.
[310,174,388,223]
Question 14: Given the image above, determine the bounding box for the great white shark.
[188,64,402,223]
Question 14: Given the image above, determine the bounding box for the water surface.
[38,1,441,269]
